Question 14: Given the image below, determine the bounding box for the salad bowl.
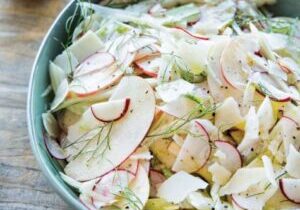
[27,0,300,209]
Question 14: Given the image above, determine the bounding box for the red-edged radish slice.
[173,26,209,40]
[135,55,161,78]
[92,169,135,208]
[215,140,242,173]
[65,76,156,181]
[91,98,130,123]
[150,170,166,197]
[286,144,300,178]
[44,135,67,160]
[195,120,211,142]
[74,52,115,77]
[157,171,208,204]
[69,63,123,97]
[220,35,259,89]
[279,178,300,204]
[172,122,211,173]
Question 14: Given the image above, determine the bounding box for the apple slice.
[215,140,242,173]
[238,106,259,155]
[64,76,155,181]
[157,171,208,204]
[135,55,161,78]
[74,52,115,77]
[68,30,104,63]
[257,96,276,139]
[219,167,265,196]
[91,98,130,123]
[279,178,300,204]
[149,170,166,197]
[158,96,198,119]
[172,121,211,173]
[215,97,243,132]
[92,170,135,207]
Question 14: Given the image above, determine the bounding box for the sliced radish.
[286,144,300,178]
[279,178,300,204]
[215,140,242,173]
[91,98,130,123]
[92,169,135,207]
[69,63,123,97]
[215,97,243,132]
[150,170,166,197]
[65,76,156,181]
[44,135,67,160]
[207,39,243,103]
[195,119,220,141]
[172,122,211,173]
[220,35,259,89]
[173,26,209,41]
[135,55,161,77]
[74,52,115,77]
[157,171,208,204]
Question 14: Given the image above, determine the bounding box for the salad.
[42,0,300,209]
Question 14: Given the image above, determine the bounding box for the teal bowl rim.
[27,1,85,209]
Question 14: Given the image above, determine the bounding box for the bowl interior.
[27,0,299,209]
